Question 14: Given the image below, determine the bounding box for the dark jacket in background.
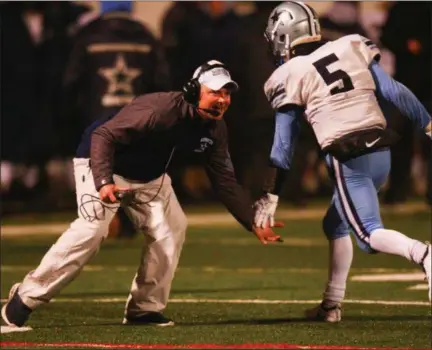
[61,11,170,155]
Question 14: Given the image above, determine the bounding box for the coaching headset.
[182,61,238,116]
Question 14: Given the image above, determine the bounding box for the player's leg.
[121,174,187,326]
[1,158,119,327]
[331,150,431,301]
[306,181,353,322]
[323,199,353,302]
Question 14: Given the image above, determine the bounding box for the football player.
[254,1,432,322]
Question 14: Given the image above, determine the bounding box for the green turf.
[0,199,342,226]
[1,212,431,348]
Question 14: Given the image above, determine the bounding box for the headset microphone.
[197,108,220,117]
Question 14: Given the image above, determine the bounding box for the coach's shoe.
[122,312,174,326]
[1,283,32,327]
[420,243,431,302]
[305,303,341,323]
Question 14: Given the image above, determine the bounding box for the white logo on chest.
[195,137,214,153]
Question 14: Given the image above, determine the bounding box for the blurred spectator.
[0,1,91,209]
[360,3,395,76]
[1,2,42,199]
[319,1,367,41]
[61,0,170,238]
[232,2,278,201]
[162,2,240,91]
[380,2,432,205]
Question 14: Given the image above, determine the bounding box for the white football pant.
[17,158,187,317]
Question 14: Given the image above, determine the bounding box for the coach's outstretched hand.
[252,221,285,245]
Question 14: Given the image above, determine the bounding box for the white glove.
[253,193,279,228]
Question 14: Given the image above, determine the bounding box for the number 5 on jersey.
[313,53,354,95]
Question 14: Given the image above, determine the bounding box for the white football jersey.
[264,34,386,148]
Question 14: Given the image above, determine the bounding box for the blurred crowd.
[1,1,431,215]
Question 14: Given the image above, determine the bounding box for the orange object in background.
[407,38,422,55]
[210,1,224,16]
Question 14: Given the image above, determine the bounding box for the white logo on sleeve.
[194,137,214,153]
[365,137,381,148]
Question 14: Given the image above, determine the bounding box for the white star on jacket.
[98,54,142,106]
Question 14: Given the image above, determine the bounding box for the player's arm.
[255,64,304,228]
[254,105,302,228]
[270,105,303,173]
[205,122,283,244]
[369,60,432,138]
[90,98,157,191]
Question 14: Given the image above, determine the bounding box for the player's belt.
[324,128,400,162]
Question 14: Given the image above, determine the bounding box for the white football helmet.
[264,1,322,64]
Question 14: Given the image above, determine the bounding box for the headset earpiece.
[182,78,201,106]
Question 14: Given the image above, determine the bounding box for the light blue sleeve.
[369,60,431,130]
[270,107,302,170]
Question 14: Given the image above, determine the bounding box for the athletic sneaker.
[1,283,32,327]
[122,312,174,326]
[305,303,342,323]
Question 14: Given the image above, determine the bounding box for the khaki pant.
[18,158,187,317]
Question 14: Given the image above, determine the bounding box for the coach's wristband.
[96,178,114,192]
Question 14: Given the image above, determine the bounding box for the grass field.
[1,206,431,349]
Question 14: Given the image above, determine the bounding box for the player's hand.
[253,193,279,228]
[99,184,130,203]
[252,221,284,245]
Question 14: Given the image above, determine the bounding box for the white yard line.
[0,265,420,273]
[0,297,429,306]
[408,284,429,291]
[1,203,429,237]
[351,273,426,282]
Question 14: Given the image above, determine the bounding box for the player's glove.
[253,193,279,228]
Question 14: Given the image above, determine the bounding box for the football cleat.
[122,311,174,326]
[305,302,342,323]
[1,283,32,327]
